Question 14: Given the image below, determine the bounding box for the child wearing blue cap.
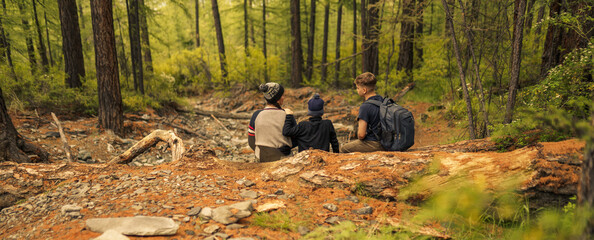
[283,93,340,153]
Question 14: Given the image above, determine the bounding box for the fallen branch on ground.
[51,113,74,162]
[109,130,185,164]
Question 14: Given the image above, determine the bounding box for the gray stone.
[212,201,253,224]
[203,225,220,234]
[352,206,373,215]
[199,207,213,220]
[226,224,246,230]
[228,238,257,240]
[323,203,338,212]
[92,230,129,240]
[44,131,60,138]
[61,204,82,215]
[347,195,359,203]
[85,216,179,236]
[216,199,225,204]
[77,150,92,161]
[297,225,310,236]
[324,216,344,225]
[239,190,259,199]
[187,206,202,216]
[274,189,284,195]
[214,233,230,239]
[184,230,195,236]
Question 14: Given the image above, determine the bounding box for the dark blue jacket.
[283,115,339,153]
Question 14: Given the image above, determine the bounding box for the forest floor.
[0,86,585,239]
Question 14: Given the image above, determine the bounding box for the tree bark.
[334,2,342,88]
[263,0,268,82]
[504,0,527,124]
[43,0,53,66]
[0,87,48,163]
[32,0,49,71]
[415,0,425,64]
[579,115,594,238]
[211,0,228,80]
[290,0,304,88]
[352,0,357,79]
[361,0,379,75]
[396,0,415,76]
[18,3,37,74]
[320,3,330,83]
[441,0,476,139]
[244,0,249,54]
[115,14,131,88]
[457,0,489,137]
[195,0,200,47]
[58,0,85,88]
[305,0,316,81]
[127,0,144,94]
[78,0,84,29]
[139,0,153,73]
[91,0,124,136]
[0,0,14,78]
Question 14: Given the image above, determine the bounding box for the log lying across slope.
[0,139,583,210]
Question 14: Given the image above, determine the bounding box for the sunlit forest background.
[0,0,593,238]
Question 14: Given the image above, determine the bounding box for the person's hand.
[285,109,294,115]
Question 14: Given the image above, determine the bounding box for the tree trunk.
[263,0,268,82]
[139,0,153,73]
[127,0,144,94]
[534,3,545,35]
[244,0,248,54]
[290,0,303,88]
[320,3,330,83]
[195,0,200,47]
[18,3,37,74]
[415,0,425,65]
[58,0,85,88]
[441,0,476,139]
[32,0,49,72]
[524,0,536,34]
[396,0,415,76]
[579,112,594,238]
[0,86,49,163]
[211,0,228,81]
[91,0,124,136]
[361,0,379,75]
[78,0,84,29]
[305,0,316,81]
[43,0,54,66]
[334,2,342,88]
[384,1,401,97]
[249,0,255,45]
[504,0,527,124]
[457,0,489,137]
[352,0,357,79]
[115,15,131,88]
[0,0,14,77]
[0,1,8,64]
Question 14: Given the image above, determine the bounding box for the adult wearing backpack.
[248,82,294,162]
[340,72,385,153]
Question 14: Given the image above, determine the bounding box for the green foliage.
[251,210,306,233]
[522,43,594,120]
[302,221,425,240]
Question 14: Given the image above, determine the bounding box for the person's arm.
[282,109,300,137]
[248,111,259,150]
[357,119,368,140]
[329,122,340,153]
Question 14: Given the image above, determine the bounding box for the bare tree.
[18,2,37,74]
[263,0,268,81]
[58,0,85,88]
[441,0,476,139]
[32,0,49,71]
[396,0,415,77]
[320,3,330,83]
[244,0,248,54]
[211,0,228,80]
[306,0,316,81]
[195,0,200,47]
[334,1,343,88]
[351,0,357,78]
[361,0,380,75]
[139,0,153,73]
[504,0,527,124]
[91,0,124,136]
[290,0,304,87]
[127,0,144,94]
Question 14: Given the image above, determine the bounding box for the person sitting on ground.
[283,93,339,153]
[248,82,294,162]
[340,72,385,153]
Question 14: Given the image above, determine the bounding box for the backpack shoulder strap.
[364,99,382,107]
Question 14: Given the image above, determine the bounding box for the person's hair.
[354,72,377,90]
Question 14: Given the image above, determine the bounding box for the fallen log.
[109,130,185,164]
[393,82,415,103]
[194,106,353,119]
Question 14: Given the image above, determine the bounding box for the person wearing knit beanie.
[307,93,324,117]
[283,93,339,153]
[248,82,293,162]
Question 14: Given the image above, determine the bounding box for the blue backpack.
[365,98,415,151]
